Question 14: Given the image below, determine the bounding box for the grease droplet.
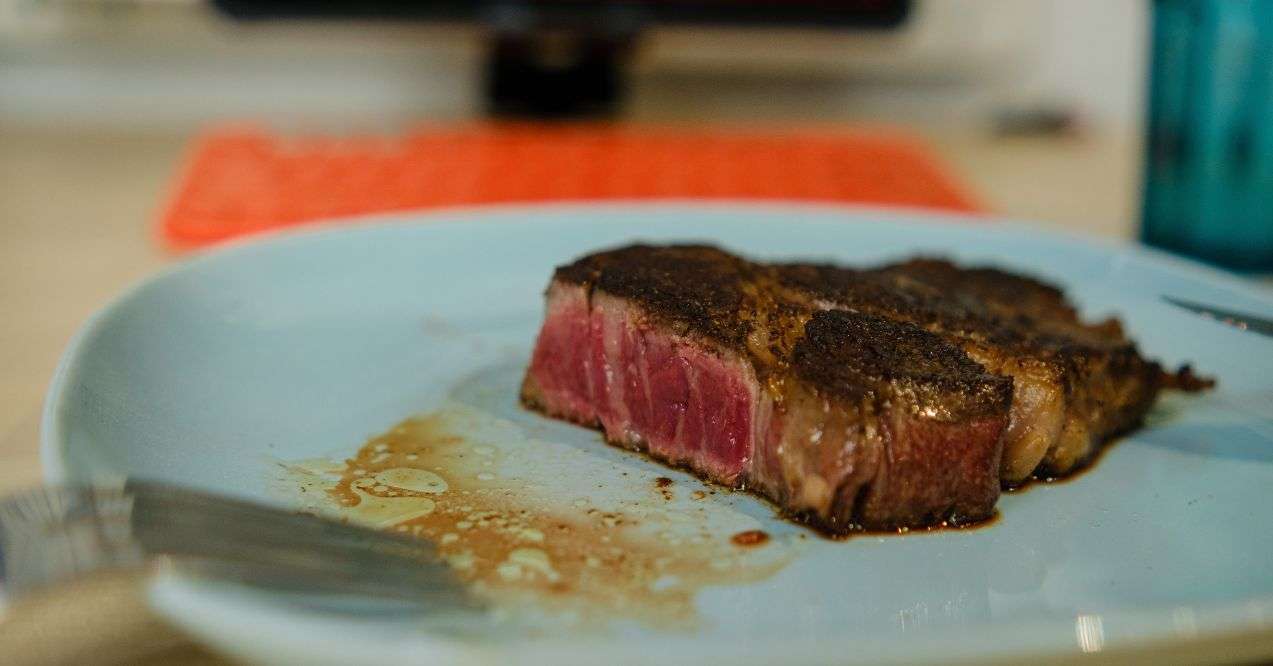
[731,530,770,547]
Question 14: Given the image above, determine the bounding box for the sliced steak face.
[522,245,774,486]
[521,283,759,483]
[521,245,1012,534]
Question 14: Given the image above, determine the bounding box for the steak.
[521,245,1012,533]
[521,244,1205,534]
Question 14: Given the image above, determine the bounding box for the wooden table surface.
[0,122,1157,663]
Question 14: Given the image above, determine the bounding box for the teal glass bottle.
[1143,0,1273,271]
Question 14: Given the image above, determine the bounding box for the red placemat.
[159,124,983,247]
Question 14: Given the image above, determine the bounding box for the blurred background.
[2,0,1151,231]
[2,1,1143,132]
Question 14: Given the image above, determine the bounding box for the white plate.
[43,203,1273,664]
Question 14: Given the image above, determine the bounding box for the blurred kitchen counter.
[0,122,1143,498]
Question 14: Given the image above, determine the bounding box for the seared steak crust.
[873,257,1081,325]
[555,244,759,351]
[792,310,1010,422]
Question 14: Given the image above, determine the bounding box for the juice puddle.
[274,405,799,632]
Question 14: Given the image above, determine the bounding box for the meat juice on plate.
[276,404,800,631]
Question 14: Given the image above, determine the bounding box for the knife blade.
[1162,296,1273,338]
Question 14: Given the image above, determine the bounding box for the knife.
[0,481,480,611]
[1162,296,1273,338]
[0,481,486,663]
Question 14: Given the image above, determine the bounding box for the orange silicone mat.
[160,124,983,247]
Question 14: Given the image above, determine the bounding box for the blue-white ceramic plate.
[43,203,1273,664]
